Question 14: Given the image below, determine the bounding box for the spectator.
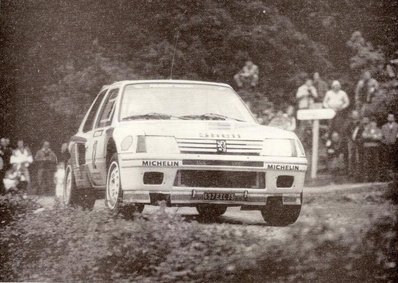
[323,80,350,133]
[323,80,350,112]
[60,143,71,166]
[343,110,361,177]
[351,116,369,182]
[362,118,382,182]
[3,164,21,193]
[234,60,259,88]
[54,162,65,199]
[284,105,296,131]
[381,112,398,179]
[296,78,318,109]
[326,131,345,181]
[269,109,290,130]
[313,72,328,103]
[35,141,57,195]
[355,71,379,115]
[10,140,33,192]
[0,138,13,169]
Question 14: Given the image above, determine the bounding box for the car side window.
[82,89,108,133]
[95,88,119,128]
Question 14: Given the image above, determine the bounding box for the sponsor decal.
[216,140,227,153]
[266,164,300,171]
[199,133,241,139]
[142,160,180,167]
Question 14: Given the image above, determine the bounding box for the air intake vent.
[143,172,164,185]
[276,176,294,188]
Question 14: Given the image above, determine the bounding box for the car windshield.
[119,83,255,122]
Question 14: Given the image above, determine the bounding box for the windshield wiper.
[122,112,179,120]
[179,113,244,122]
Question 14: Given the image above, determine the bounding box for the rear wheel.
[196,204,227,218]
[105,154,143,219]
[261,197,301,226]
[63,164,96,210]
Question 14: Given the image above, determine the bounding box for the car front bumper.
[118,153,307,207]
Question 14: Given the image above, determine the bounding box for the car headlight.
[261,138,297,157]
[121,136,134,151]
[136,136,179,154]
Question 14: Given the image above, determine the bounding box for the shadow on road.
[180,214,269,226]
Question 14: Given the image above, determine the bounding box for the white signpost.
[297,108,336,179]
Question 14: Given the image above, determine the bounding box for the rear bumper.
[118,153,306,207]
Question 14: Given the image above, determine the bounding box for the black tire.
[261,197,301,226]
[63,164,96,210]
[105,153,143,219]
[196,204,227,218]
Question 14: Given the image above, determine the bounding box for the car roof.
[104,80,233,89]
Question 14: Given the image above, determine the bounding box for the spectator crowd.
[235,60,398,182]
[0,139,69,197]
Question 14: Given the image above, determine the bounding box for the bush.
[0,203,396,282]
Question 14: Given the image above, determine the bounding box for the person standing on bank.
[355,71,379,115]
[296,78,318,110]
[10,140,33,192]
[313,72,328,103]
[362,118,383,182]
[381,112,398,179]
[35,141,57,195]
[323,80,350,134]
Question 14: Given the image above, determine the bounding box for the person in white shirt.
[296,79,318,109]
[323,80,350,112]
[323,80,350,135]
[10,140,33,192]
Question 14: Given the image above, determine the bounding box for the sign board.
[297,108,336,120]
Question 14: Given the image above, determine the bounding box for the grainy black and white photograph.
[0,0,397,282]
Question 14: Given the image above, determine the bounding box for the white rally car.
[64,80,307,225]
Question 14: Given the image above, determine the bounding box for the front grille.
[182,160,263,167]
[174,170,265,189]
[176,138,263,155]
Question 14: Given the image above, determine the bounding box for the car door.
[88,88,119,187]
[71,88,109,189]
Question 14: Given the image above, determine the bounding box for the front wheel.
[63,164,96,210]
[105,154,143,219]
[196,204,227,219]
[261,197,301,226]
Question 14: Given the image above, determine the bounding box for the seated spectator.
[313,72,328,103]
[10,140,33,192]
[355,71,379,115]
[296,78,318,109]
[362,118,383,182]
[381,112,398,179]
[234,60,259,88]
[326,131,345,181]
[3,164,21,193]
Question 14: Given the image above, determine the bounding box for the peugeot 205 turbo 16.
[64,80,307,225]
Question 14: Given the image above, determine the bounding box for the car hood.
[116,120,297,140]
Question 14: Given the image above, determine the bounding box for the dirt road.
[37,182,391,233]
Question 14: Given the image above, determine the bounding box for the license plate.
[203,193,235,201]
